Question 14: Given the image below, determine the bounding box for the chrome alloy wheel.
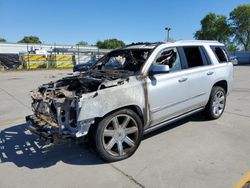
[102,114,139,157]
[212,90,225,116]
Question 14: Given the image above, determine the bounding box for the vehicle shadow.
[0,113,205,169]
[143,112,206,140]
[0,123,104,169]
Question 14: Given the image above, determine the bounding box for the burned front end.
[26,70,133,142]
[26,47,152,143]
[25,68,146,143]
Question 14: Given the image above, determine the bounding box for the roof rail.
[174,40,220,44]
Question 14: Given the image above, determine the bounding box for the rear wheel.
[94,109,143,162]
[204,86,226,120]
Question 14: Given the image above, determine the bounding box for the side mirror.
[149,64,170,75]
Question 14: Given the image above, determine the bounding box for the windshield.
[95,49,152,72]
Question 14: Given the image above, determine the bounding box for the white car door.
[146,47,190,126]
[181,46,215,109]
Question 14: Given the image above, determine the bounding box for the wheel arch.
[212,80,228,94]
[93,105,145,127]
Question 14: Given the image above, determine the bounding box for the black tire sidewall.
[94,108,143,162]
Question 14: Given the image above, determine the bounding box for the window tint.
[183,47,204,68]
[210,46,229,63]
[154,47,182,72]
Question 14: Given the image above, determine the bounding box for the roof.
[174,40,223,45]
[122,40,224,50]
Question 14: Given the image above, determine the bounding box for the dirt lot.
[0,67,250,188]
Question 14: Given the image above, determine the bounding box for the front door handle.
[207,71,214,76]
[178,78,188,83]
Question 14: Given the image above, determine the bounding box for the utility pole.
[26,43,30,69]
[165,27,171,42]
[77,44,80,64]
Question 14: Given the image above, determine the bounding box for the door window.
[183,46,206,68]
[154,47,182,72]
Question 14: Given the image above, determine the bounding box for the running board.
[144,107,204,135]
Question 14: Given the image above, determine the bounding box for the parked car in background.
[230,56,238,65]
[26,40,234,162]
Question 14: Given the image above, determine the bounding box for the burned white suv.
[26,40,233,162]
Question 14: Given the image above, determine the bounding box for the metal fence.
[0,42,110,70]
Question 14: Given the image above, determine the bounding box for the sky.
[0,0,249,45]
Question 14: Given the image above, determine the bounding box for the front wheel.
[204,86,226,120]
[94,109,143,162]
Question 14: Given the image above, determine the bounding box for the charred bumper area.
[27,78,89,141]
[26,115,61,142]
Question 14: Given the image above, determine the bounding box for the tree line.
[194,4,250,51]
[0,36,125,50]
[77,39,125,49]
[0,4,249,50]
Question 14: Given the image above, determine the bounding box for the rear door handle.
[207,71,214,76]
[178,78,188,83]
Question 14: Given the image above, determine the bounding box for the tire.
[204,86,226,120]
[93,108,143,162]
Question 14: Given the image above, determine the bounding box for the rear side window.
[210,46,229,63]
[183,46,206,68]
